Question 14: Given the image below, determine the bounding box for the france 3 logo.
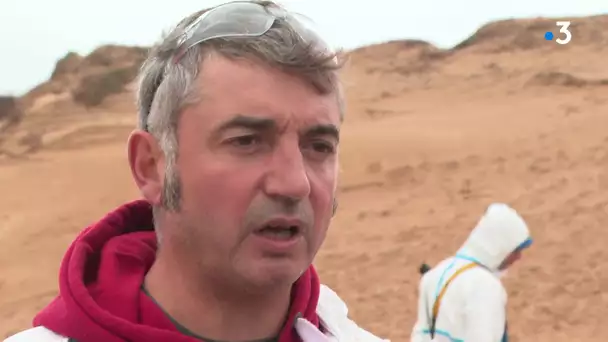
[544,21,572,45]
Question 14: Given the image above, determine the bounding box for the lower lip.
[251,232,302,252]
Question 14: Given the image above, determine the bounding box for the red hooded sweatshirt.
[34,199,321,342]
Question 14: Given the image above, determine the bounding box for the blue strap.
[434,254,482,299]
[454,253,481,264]
[434,260,457,298]
[420,329,464,342]
[420,324,507,342]
[429,254,509,342]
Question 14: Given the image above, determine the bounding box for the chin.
[244,258,308,289]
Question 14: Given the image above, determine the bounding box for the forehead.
[183,53,341,130]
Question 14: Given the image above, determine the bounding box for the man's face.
[168,53,340,289]
[498,249,523,271]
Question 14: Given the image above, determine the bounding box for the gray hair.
[135,1,344,219]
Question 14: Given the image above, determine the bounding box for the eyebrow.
[216,115,276,132]
[303,124,340,142]
[214,114,339,141]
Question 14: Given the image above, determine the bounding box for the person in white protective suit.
[410,203,533,342]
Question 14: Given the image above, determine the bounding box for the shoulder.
[419,258,454,283]
[460,267,507,301]
[7,287,386,342]
[468,267,505,288]
[317,284,390,342]
[3,326,68,342]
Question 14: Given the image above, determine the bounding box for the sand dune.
[1,15,608,341]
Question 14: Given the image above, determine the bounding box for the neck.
[145,244,292,341]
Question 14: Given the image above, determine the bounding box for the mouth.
[254,219,302,241]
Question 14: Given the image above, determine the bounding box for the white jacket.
[410,203,531,342]
[4,284,389,342]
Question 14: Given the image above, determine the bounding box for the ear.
[127,130,164,206]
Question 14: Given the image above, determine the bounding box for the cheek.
[308,164,337,231]
[179,157,258,225]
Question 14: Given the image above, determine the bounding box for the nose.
[263,142,311,202]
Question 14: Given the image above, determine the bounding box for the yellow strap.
[431,262,478,329]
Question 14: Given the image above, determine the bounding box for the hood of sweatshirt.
[457,203,532,271]
[33,199,322,342]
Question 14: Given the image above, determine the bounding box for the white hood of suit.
[457,203,531,271]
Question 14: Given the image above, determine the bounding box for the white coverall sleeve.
[462,275,507,342]
[410,275,430,342]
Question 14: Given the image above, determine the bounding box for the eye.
[311,141,335,154]
[223,135,266,155]
[303,140,336,158]
[227,135,260,147]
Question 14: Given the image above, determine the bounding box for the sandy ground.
[2,17,608,341]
